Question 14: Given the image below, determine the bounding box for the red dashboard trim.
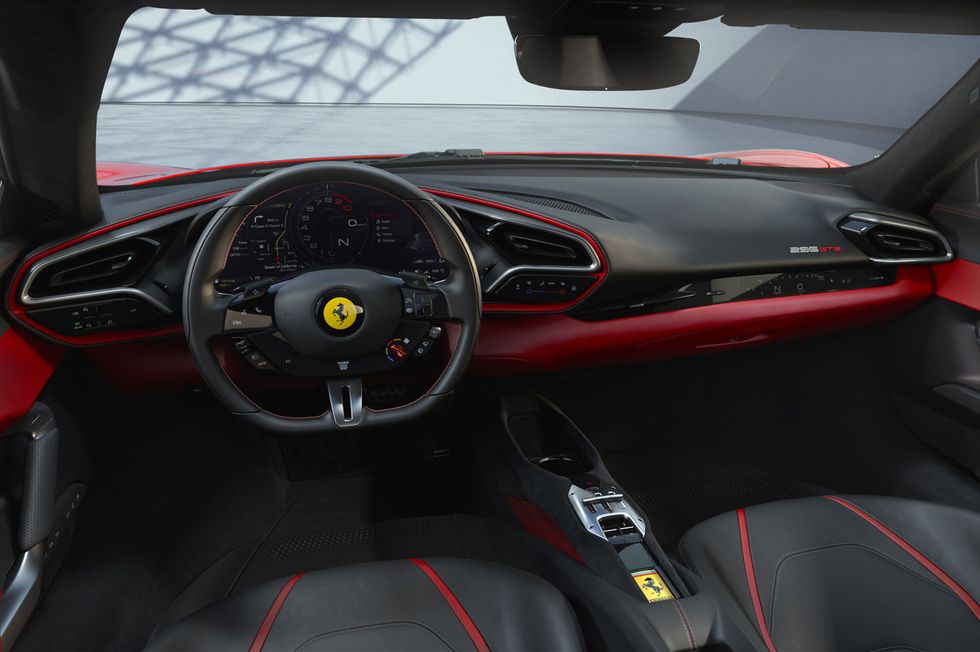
[422,187,607,313]
[108,149,846,188]
[934,259,980,312]
[7,192,237,346]
[83,266,935,390]
[469,266,934,376]
[0,327,63,432]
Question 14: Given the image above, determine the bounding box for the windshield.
[97,8,980,176]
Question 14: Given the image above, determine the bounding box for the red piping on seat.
[736,508,778,652]
[248,573,304,652]
[410,558,491,652]
[823,495,980,621]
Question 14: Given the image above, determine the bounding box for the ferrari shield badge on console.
[631,571,675,603]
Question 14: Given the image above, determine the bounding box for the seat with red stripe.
[144,557,584,651]
[680,495,980,652]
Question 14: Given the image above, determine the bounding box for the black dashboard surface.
[84,162,941,312]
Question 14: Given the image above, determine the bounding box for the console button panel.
[27,298,163,335]
[493,274,596,303]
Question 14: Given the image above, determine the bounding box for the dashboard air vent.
[26,237,161,299]
[838,212,952,264]
[488,223,593,267]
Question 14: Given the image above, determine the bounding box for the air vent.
[482,191,608,218]
[839,212,952,264]
[488,223,593,267]
[26,237,161,299]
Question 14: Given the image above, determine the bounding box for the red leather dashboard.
[74,265,935,393]
[0,326,63,431]
[471,266,933,376]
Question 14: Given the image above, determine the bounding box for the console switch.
[27,298,162,335]
[568,485,646,541]
[494,274,595,304]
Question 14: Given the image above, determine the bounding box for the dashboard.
[3,161,953,383]
[215,182,448,293]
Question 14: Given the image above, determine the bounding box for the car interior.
[1,1,980,651]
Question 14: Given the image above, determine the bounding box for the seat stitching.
[672,600,696,650]
[294,620,454,652]
[767,543,958,634]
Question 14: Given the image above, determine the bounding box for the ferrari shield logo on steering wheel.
[323,296,358,330]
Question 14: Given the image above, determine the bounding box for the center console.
[476,394,752,651]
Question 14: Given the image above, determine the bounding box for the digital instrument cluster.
[215,182,448,292]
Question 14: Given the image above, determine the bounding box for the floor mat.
[234,513,542,590]
[604,446,825,551]
[15,388,287,652]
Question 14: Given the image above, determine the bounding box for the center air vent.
[838,212,952,264]
[488,223,593,267]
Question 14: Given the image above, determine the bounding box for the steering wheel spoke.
[398,277,454,321]
[223,279,277,334]
[327,377,364,428]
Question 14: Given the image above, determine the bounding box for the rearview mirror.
[514,35,699,90]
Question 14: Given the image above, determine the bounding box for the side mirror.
[514,34,699,90]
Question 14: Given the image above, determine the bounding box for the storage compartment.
[501,395,600,478]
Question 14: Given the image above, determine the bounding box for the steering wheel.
[183,163,481,434]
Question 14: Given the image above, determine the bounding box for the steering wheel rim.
[183,162,481,434]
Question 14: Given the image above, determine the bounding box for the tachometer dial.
[289,188,372,264]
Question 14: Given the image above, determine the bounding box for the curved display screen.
[215,181,448,292]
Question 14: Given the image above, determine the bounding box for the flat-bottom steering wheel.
[183,163,481,434]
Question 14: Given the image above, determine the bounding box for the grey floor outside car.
[97,103,899,169]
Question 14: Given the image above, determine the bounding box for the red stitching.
[672,600,696,650]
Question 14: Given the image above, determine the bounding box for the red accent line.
[934,259,980,312]
[422,187,607,313]
[7,191,236,346]
[0,327,64,432]
[248,573,304,652]
[736,508,778,652]
[505,495,583,562]
[485,151,711,162]
[470,266,933,377]
[410,558,491,652]
[823,496,980,621]
[120,152,712,187]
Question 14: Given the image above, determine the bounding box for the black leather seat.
[681,495,980,652]
[145,557,583,652]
